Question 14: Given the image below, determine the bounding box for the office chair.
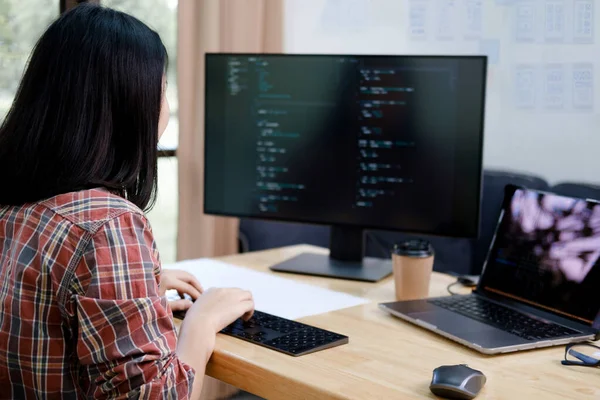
[550,182,600,201]
[472,169,550,274]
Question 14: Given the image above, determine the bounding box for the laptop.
[380,185,600,354]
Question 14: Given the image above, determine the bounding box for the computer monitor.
[204,53,487,282]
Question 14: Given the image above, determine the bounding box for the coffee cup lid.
[393,239,434,258]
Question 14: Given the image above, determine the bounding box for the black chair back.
[239,219,329,253]
[472,170,550,274]
[550,182,600,202]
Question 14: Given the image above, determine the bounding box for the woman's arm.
[176,323,214,399]
[71,211,201,399]
[70,210,254,399]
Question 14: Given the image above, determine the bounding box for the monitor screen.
[481,187,600,328]
[204,54,486,238]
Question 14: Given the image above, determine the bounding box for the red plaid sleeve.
[71,211,194,399]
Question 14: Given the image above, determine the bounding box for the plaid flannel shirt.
[0,188,194,398]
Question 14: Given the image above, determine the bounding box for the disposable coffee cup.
[392,240,435,301]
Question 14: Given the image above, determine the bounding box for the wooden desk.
[192,245,600,399]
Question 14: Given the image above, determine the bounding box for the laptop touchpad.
[410,311,529,348]
[411,311,499,335]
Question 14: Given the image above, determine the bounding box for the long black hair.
[0,3,167,211]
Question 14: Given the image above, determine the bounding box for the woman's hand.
[160,269,203,312]
[176,287,254,363]
[183,287,255,333]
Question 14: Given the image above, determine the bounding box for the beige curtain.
[177,1,283,398]
[177,0,283,263]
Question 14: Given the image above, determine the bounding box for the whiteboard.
[283,0,599,184]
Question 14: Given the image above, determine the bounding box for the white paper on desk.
[162,259,368,320]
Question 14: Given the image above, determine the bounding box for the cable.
[238,231,250,253]
[447,280,462,295]
[447,275,480,295]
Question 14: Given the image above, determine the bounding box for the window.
[102,0,179,151]
[102,0,179,263]
[0,0,59,119]
[1,0,179,263]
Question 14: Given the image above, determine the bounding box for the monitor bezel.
[203,52,488,240]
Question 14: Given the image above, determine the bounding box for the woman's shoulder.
[40,188,147,234]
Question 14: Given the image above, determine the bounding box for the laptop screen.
[480,186,600,329]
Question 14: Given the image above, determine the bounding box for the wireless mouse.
[430,364,486,400]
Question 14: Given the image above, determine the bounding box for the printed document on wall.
[515,1,537,42]
[464,0,484,40]
[436,0,457,40]
[573,0,594,43]
[543,64,566,110]
[515,65,537,109]
[409,0,430,40]
[545,0,566,42]
[572,63,594,110]
[319,0,371,33]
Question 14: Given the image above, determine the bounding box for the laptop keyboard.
[429,296,580,341]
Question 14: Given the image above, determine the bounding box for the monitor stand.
[269,226,393,282]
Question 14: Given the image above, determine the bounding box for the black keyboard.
[175,310,348,356]
[429,296,580,341]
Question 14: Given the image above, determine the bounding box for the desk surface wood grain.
[177,245,599,400]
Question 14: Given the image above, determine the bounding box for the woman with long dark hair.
[0,4,253,398]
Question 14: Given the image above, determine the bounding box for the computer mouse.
[429,364,486,400]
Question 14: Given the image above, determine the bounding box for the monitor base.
[269,252,393,282]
